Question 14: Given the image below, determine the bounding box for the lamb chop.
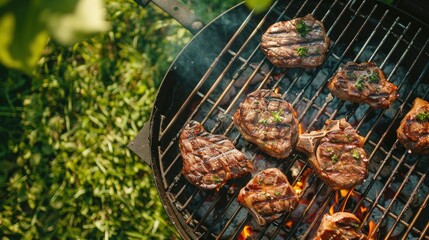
[233,89,300,159]
[260,14,330,68]
[397,97,429,155]
[314,212,368,240]
[327,62,398,109]
[296,118,369,190]
[179,120,253,190]
[238,168,299,226]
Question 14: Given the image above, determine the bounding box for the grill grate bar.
[385,167,429,239]
[159,8,255,140]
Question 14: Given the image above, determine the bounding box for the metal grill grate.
[146,0,429,239]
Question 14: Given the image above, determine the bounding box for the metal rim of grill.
[144,0,429,239]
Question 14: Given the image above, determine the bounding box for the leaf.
[44,0,110,45]
[245,0,273,14]
[0,0,109,73]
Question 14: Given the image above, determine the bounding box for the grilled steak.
[296,118,368,190]
[238,168,299,226]
[327,62,398,109]
[397,98,429,155]
[233,89,300,159]
[179,120,253,190]
[314,212,367,240]
[260,14,330,68]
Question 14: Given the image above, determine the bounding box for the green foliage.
[0,0,109,73]
[0,0,240,238]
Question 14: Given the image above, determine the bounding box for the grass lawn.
[0,0,239,238]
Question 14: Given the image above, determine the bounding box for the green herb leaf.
[368,71,379,83]
[296,20,310,37]
[258,118,269,125]
[297,47,308,57]
[351,149,360,160]
[274,191,281,196]
[416,112,429,121]
[355,78,364,91]
[271,110,283,123]
[212,175,222,183]
[331,154,339,162]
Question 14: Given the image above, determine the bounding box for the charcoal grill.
[128,0,429,239]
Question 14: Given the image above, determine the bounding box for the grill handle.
[134,0,205,35]
[127,121,152,166]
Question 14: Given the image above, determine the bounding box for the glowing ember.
[284,220,294,228]
[275,87,280,94]
[293,181,304,195]
[238,225,252,240]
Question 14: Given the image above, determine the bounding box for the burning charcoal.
[238,168,299,226]
[397,97,429,155]
[313,212,367,240]
[260,15,330,68]
[233,89,300,159]
[179,120,253,190]
[296,118,369,190]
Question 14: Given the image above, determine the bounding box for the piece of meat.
[296,118,369,190]
[397,98,429,155]
[327,62,398,109]
[179,120,253,190]
[314,212,368,240]
[233,89,300,159]
[260,14,330,68]
[238,168,298,226]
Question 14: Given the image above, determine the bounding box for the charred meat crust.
[260,14,330,68]
[238,168,298,226]
[296,118,369,190]
[397,98,429,155]
[314,212,367,240]
[328,62,398,109]
[179,120,253,190]
[233,89,300,159]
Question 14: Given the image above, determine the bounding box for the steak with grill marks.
[260,14,330,68]
[238,168,298,226]
[397,98,429,155]
[233,89,300,159]
[314,212,368,240]
[179,120,253,190]
[296,118,369,190]
[327,62,398,109]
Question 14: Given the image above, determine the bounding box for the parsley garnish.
[416,112,429,121]
[296,20,311,37]
[351,149,360,160]
[274,191,281,196]
[212,176,222,183]
[271,110,283,123]
[297,47,308,57]
[355,78,364,91]
[259,118,269,125]
[331,154,339,162]
[368,71,379,83]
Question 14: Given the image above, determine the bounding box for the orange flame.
[329,204,335,215]
[238,225,252,240]
[367,220,377,240]
[340,189,349,198]
[360,206,368,214]
[275,87,280,94]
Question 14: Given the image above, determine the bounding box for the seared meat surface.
[328,62,398,109]
[179,120,253,190]
[397,98,429,155]
[314,212,367,240]
[296,119,368,190]
[260,14,330,68]
[238,168,298,226]
[233,89,300,159]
